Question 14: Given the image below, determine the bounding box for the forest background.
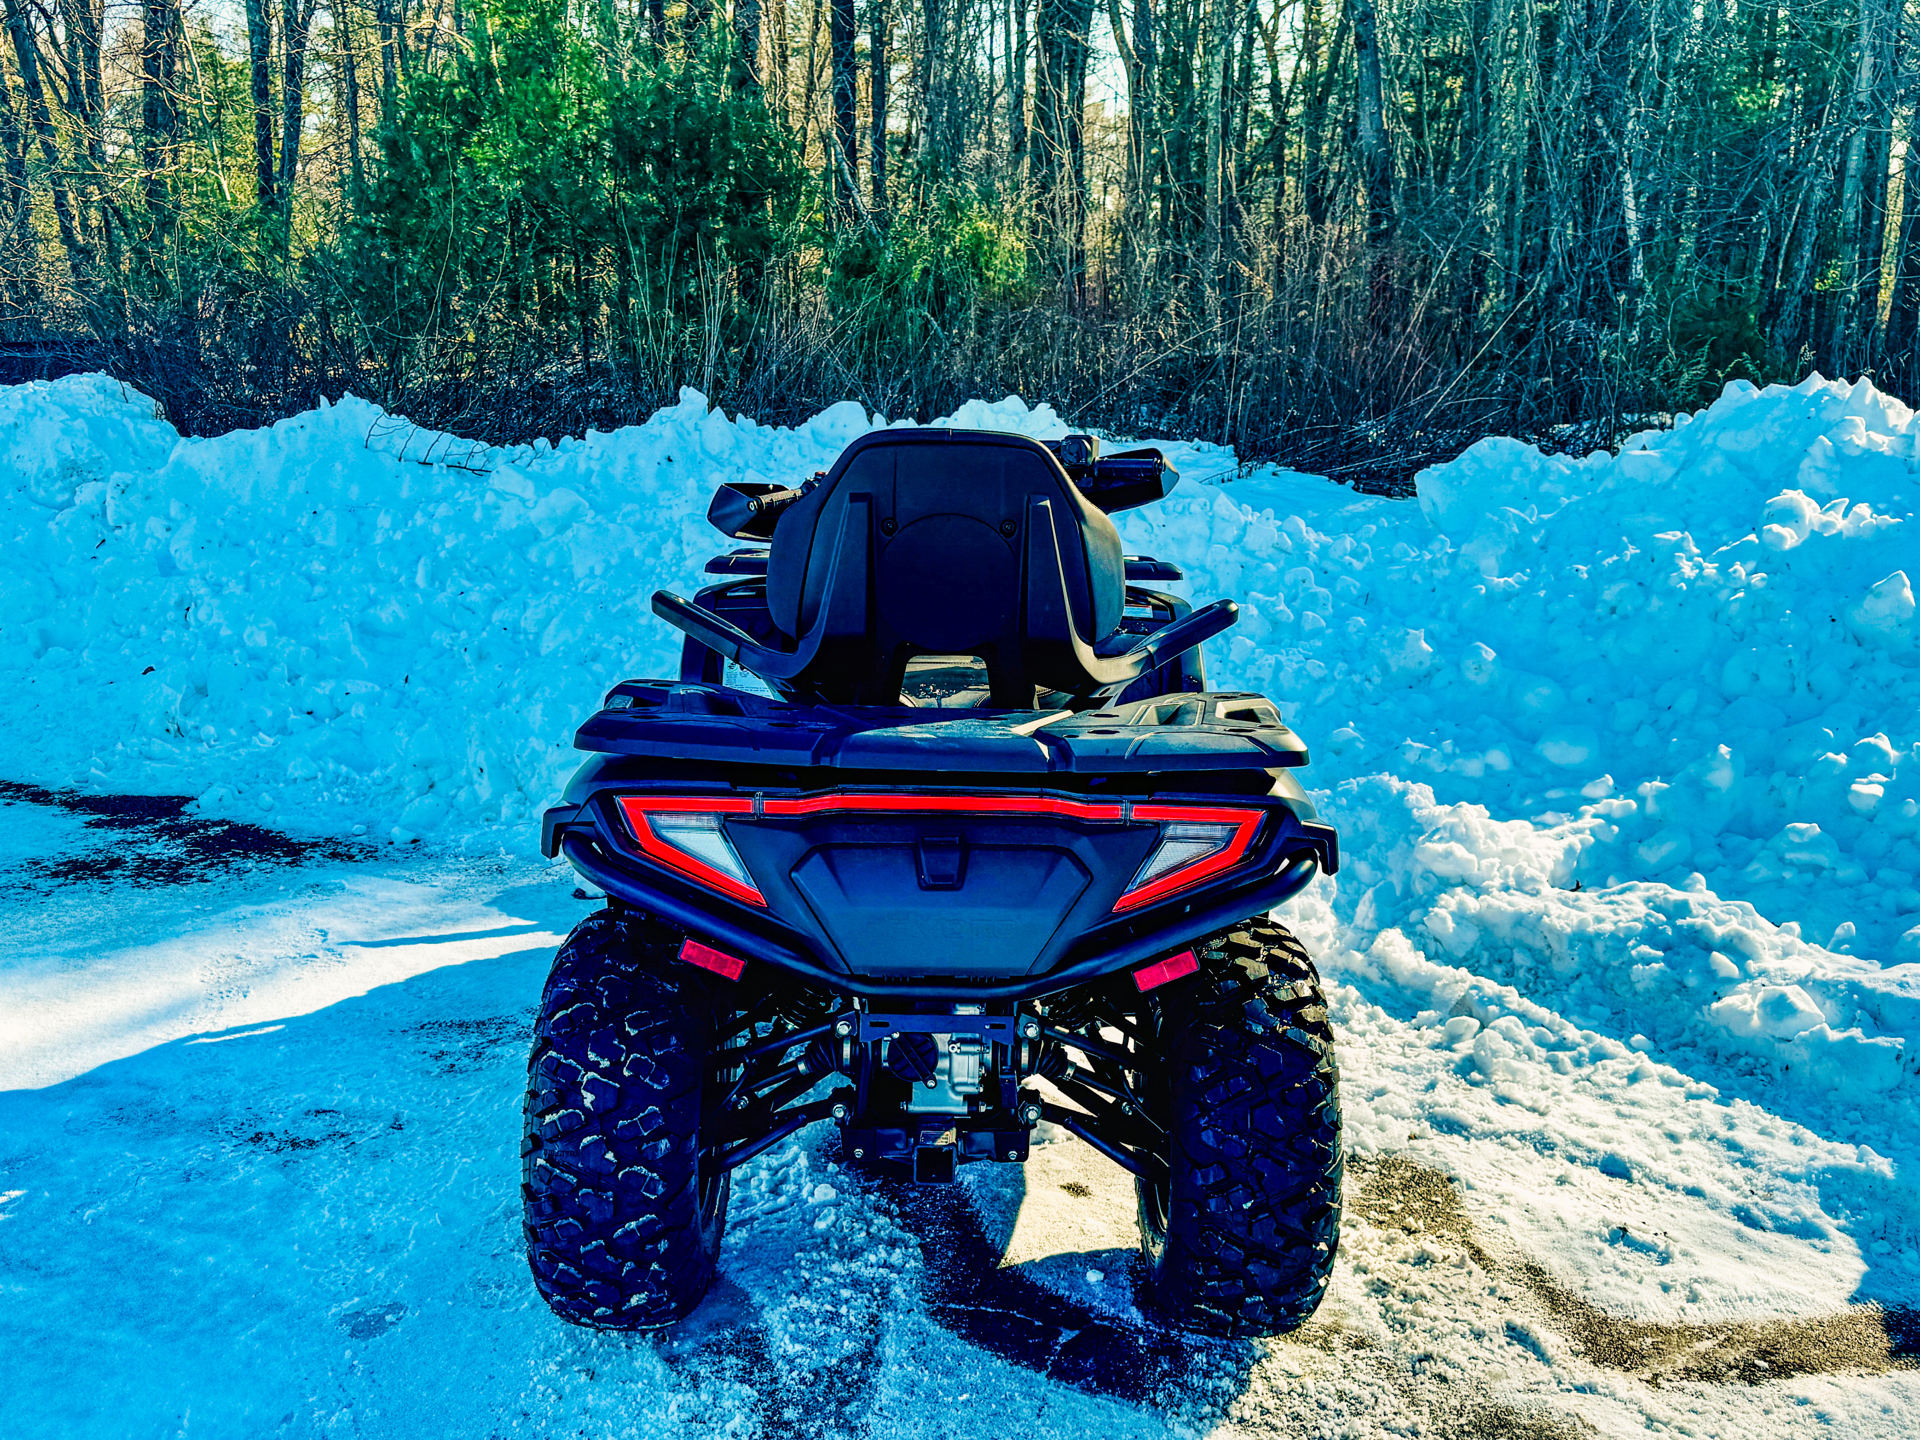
[0,0,1914,483]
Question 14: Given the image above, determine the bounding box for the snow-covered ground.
[0,373,1915,1437]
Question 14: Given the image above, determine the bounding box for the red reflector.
[1132,949,1199,992]
[678,939,746,981]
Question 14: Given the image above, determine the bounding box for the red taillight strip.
[1111,804,1265,912]
[757,793,1125,821]
[616,797,765,907]
[622,797,755,814]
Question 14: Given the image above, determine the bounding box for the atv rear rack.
[571,680,1314,774]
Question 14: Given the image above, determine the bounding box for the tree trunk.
[141,0,181,220]
[55,0,108,255]
[1256,0,1287,289]
[830,0,857,219]
[1062,0,1091,274]
[1860,7,1910,375]
[0,47,39,286]
[247,0,277,209]
[56,0,103,168]
[1351,0,1394,251]
[1853,110,1892,365]
[1826,0,1888,373]
[1226,0,1254,262]
[1201,0,1231,307]
[393,0,413,77]
[868,0,888,217]
[1299,0,1321,225]
[1302,0,1348,229]
[1132,0,1155,278]
[279,0,318,208]
[1879,89,1918,400]
[1774,126,1843,364]
[1,0,87,269]
[1010,0,1028,180]
[768,0,786,114]
[800,0,824,158]
[914,0,946,170]
[341,0,365,198]
[1105,0,1143,288]
[735,0,763,89]
[377,0,398,130]
[1034,0,1094,291]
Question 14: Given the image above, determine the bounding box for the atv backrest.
[766,429,1126,660]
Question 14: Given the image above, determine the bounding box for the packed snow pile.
[1115,377,1918,959]
[1103,373,1919,1118]
[1,370,1914,1116]
[0,377,888,842]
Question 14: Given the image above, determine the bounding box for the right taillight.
[1113,805,1264,911]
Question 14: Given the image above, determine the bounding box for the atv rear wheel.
[1136,919,1342,1336]
[522,910,730,1328]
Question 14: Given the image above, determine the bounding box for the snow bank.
[1315,774,1916,1101]
[0,377,1213,846]
[0,381,888,841]
[1112,373,1917,1115]
[1116,375,1918,966]
[1,370,1914,1120]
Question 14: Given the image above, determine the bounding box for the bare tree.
[736,0,765,89]
[280,0,320,207]
[247,0,278,208]
[1034,0,1093,288]
[1201,0,1234,304]
[1880,66,1918,394]
[868,0,888,216]
[0,45,39,290]
[1008,0,1028,177]
[1827,0,1893,371]
[1,0,87,269]
[830,0,858,216]
[1349,0,1391,251]
[141,0,182,221]
[341,0,366,197]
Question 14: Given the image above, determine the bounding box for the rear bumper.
[549,788,1336,1001]
[560,829,1322,1000]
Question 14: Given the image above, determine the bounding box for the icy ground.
[1,373,1917,1436]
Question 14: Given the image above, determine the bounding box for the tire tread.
[522,909,724,1329]
[1145,919,1342,1336]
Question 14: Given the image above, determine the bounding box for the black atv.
[526,428,1343,1337]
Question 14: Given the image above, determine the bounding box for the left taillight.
[615,798,765,907]
[1112,805,1264,912]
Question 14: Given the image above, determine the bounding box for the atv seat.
[653,429,1236,706]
